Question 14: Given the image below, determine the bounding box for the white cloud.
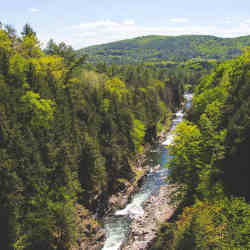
[169,18,189,23]
[123,19,135,25]
[224,18,233,24]
[72,20,119,30]
[28,8,40,13]
[39,19,250,49]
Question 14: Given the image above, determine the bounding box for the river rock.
[122,185,177,250]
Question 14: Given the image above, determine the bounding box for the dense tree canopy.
[0,24,183,249]
[152,48,250,250]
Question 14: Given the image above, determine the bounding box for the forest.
[0,21,250,250]
[0,24,184,249]
[151,48,250,249]
[79,35,250,64]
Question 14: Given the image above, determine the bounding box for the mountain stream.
[102,94,193,250]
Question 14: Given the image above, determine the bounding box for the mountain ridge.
[78,34,250,64]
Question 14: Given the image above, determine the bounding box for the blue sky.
[1,0,250,49]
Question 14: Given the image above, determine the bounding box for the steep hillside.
[0,25,183,250]
[151,48,250,250]
[78,35,250,64]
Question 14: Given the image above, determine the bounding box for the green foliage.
[21,23,36,37]
[152,197,250,250]
[131,119,145,153]
[0,25,183,249]
[105,77,127,100]
[167,121,204,202]
[153,48,250,249]
[20,91,55,128]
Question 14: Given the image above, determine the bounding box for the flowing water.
[102,94,193,250]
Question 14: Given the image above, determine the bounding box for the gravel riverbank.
[122,184,176,250]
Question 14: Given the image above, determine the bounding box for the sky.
[1,0,250,49]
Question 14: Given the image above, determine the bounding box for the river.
[102,93,193,250]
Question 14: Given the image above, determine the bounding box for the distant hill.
[78,35,250,64]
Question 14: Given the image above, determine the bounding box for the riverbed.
[102,94,193,250]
